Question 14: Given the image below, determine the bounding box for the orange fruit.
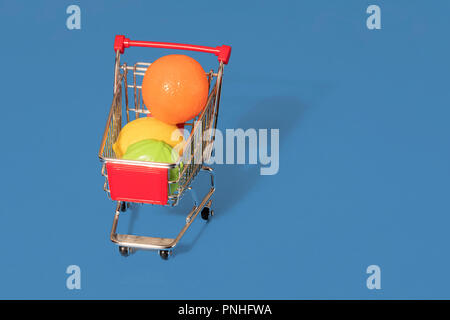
[141,54,209,125]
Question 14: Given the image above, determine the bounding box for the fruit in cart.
[122,139,179,162]
[122,139,183,194]
[141,54,209,124]
[112,117,185,158]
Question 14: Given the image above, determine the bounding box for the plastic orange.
[141,54,209,125]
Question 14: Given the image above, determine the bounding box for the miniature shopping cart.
[98,35,231,259]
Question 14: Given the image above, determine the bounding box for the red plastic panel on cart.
[106,162,168,205]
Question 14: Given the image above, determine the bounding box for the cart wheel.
[120,202,128,212]
[201,207,210,221]
[119,246,130,257]
[159,250,169,260]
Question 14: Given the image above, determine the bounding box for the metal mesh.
[100,82,122,159]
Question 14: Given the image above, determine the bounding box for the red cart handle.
[114,35,231,65]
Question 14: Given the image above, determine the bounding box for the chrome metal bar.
[110,184,215,250]
[124,63,129,123]
[173,187,214,244]
[133,65,138,119]
[202,166,215,187]
[113,50,120,93]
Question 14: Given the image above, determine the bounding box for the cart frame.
[98,35,231,258]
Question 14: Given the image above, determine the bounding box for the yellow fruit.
[112,117,185,158]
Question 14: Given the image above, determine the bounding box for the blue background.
[1,0,449,299]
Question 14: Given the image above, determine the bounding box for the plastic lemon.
[122,139,183,194]
[112,117,185,158]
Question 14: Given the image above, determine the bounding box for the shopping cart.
[98,35,231,259]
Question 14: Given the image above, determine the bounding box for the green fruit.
[123,139,182,194]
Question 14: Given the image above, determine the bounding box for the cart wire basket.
[98,35,231,259]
